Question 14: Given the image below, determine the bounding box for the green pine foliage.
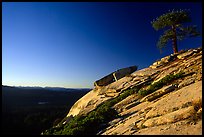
[151,9,191,30]
[151,9,200,53]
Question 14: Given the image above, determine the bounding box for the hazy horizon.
[2,2,202,88]
[2,84,92,89]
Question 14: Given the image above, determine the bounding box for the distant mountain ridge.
[2,84,91,135]
[2,85,92,92]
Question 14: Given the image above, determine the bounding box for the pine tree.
[151,9,200,53]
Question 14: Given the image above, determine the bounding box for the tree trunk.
[172,25,178,53]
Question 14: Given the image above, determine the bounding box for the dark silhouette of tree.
[151,9,200,54]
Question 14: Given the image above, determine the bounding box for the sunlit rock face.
[67,66,137,117]
[64,47,202,135]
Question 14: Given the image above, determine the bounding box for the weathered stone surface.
[105,92,120,97]
[195,55,202,60]
[149,65,157,69]
[132,68,158,77]
[177,50,194,59]
[145,81,202,119]
[125,101,141,110]
[107,76,133,91]
[66,88,111,117]
[140,85,176,102]
[178,77,195,88]
[161,55,175,63]
[108,118,123,126]
[163,85,175,92]
[101,80,202,135]
[143,106,196,127]
[62,47,202,135]
[121,77,152,93]
[151,67,179,85]
[150,54,177,69]
[100,48,201,135]
[114,94,139,112]
[134,119,202,135]
[152,63,163,69]
[153,60,162,66]
[106,89,117,93]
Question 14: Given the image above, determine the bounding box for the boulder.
[94,66,137,87]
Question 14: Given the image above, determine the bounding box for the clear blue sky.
[2,2,202,88]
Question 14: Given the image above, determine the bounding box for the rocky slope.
[43,47,202,135]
